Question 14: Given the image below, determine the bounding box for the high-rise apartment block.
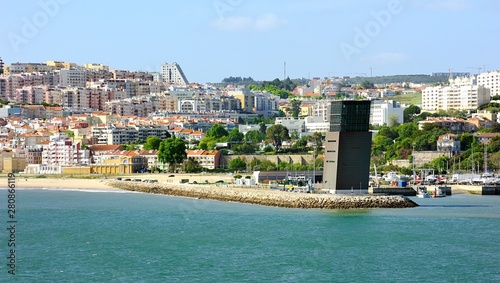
[160,62,189,85]
[477,70,500,96]
[422,76,490,112]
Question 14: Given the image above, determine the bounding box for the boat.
[431,186,446,198]
[415,187,430,198]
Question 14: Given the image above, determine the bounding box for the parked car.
[168,174,175,177]
[124,178,131,181]
[133,179,141,182]
[115,177,122,181]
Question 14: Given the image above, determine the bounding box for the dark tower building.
[0,58,4,75]
[323,100,372,193]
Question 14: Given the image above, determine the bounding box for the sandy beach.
[13,177,118,190]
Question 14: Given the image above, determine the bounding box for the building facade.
[422,76,490,112]
[323,100,372,193]
[477,70,500,96]
[160,62,189,85]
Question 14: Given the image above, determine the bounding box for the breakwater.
[107,181,418,209]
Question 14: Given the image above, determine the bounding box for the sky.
[1,0,499,83]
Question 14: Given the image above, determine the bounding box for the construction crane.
[467,66,482,75]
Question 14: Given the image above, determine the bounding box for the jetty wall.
[108,181,418,209]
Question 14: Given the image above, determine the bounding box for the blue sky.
[1,0,499,83]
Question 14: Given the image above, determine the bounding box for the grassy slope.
[383,92,422,105]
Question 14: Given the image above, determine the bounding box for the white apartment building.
[59,69,86,87]
[313,100,330,121]
[90,124,171,145]
[275,117,305,134]
[477,70,500,96]
[160,62,189,85]
[370,99,405,126]
[42,133,90,166]
[304,116,328,132]
[422,76,490,112]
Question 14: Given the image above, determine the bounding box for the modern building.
[477,70,500,96]
[59,69,86,87]
[422,76,490,112]
[160,62,189,85]
[41,132,90,166]
[323,100,371,193]
[370,99,404,126]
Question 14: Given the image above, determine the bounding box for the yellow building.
[45,61,77,70]
[300,103,315,117]
[91,155,147,175]
[84,63,109,71]
[229,89,255,112]
[3,157,27,173]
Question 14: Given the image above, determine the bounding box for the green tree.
[245,130,265,143]
[291,99,301,118]
[233,143,256,154]
[403,105,421,122]
[266,124,290,152]
[184,158,202,173]
[360,80,375,89]
[158,137,187,171]
[143,136,162,150]
[206,124,229,139]
[229,158,247,171]
[227,128,244,142]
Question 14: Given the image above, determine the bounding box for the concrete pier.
[108,181,418,209]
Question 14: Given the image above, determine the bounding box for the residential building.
[476,133,500,145]
[436,134,460,155]
[370,99,404,126]
[304,116,328,133]
[59,69,86,87]
[26,148,43,164]
[477,70,500,96]
[42,132,90,166]
[422,76,490,111]
[418,117,476,134]
[186,149,221,170]
[229,88,255,113]
[160,62,189,85]
[275,117,304,134]
[5,62,53,74]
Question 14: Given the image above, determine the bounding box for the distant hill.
[346,75,448,85]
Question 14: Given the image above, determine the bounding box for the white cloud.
[211,13,287,32]
[412,0,469,11]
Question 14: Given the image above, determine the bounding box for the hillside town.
[1,58,499,177]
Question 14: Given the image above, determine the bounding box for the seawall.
[107,181,418,209]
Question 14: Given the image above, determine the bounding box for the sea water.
[1,189,499,282]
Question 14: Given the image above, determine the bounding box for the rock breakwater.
[108,181,418,209]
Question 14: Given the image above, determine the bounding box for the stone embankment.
[107,181,418,209]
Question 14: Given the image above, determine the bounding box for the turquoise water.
[1,189,500,282]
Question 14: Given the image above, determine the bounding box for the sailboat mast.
[484,143,487,174]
